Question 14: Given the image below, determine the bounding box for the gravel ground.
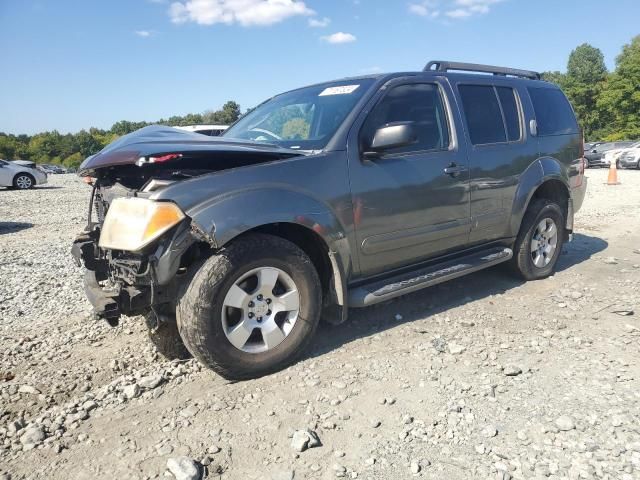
[0,169,639,480]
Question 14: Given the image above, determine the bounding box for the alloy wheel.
[530,218,558,268]
[15,175,33,189]
[221,266,300,353]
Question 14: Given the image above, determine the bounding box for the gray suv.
[72,61,587,379]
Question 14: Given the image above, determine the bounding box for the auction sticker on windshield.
[319,85,360,96]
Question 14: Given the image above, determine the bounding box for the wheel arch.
[224,221,349,324]
[510,157,571,237]
[186,188,353,323]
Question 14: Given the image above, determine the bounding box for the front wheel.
[13,173,34,190]
[177,233,321,380]
[511,199,565,281]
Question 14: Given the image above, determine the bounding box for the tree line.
[542,35,639,142]
[0,101,241,169]
[1,35,639,169]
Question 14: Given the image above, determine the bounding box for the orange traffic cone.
[607,159,620,185]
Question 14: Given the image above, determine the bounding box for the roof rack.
[424,60,541,80]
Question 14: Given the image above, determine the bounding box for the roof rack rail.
[424,60,541,80]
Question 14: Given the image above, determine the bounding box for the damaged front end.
[72,125,302,325]
[72,203,206,326]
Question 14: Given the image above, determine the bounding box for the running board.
[348,247,513,307]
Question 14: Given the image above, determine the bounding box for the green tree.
[541,71,566,87]
[563,43,608,140]
[567,44,607,83]
[597,35,640,140]
[203,101,242,125]
[0,135,20,159]
[63,152,84,169]
[73,130,102,157]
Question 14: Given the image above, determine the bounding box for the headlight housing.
[99,197,185,252]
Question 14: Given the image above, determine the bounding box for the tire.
[13,173,34,190]
[584,159,589,169]
[177,233,322,380]
[145,312,191,360]
[511,198,565,281]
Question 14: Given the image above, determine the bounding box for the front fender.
[509,157,570,236]
[186,186,353,310]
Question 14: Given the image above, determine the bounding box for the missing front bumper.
[83,270,151,325]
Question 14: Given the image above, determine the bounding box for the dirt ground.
[0,168,639,480]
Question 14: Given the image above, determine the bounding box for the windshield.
[223,79,375,150]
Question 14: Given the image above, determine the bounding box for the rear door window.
[528,87,579,136]
[459,85,506,145]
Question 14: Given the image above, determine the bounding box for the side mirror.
[364,122,417,158]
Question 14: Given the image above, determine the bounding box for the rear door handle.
[443,163,468,177]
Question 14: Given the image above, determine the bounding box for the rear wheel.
[584,158,589,169]
[511,199,565,281]
[177,233,321,380]
[13,173,34,190]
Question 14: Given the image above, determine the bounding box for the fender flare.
[186,187,352,312]
[509,157,571,237]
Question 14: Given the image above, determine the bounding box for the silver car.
[616,142,640,169]
[0,159,48,189]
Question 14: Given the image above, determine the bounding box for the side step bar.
[348,247,513,307]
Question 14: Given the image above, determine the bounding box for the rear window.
[528,87,579,136]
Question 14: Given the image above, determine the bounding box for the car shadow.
[308,233,608,360]
[556,233,608,272]
[0,222,34,234]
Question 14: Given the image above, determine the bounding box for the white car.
[0,159,48,189]
[615,141,640,169]
[174,125,229,136]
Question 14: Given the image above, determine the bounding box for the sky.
[0,0,638,135]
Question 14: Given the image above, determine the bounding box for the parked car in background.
[584,141,635,168]
[73,60,586,380]
[0,159,48,189]
[174,125,229,137]
[617,141,640,169]
[603,141,639,168]
[40,164,67,174]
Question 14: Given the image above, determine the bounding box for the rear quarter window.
[528,87,579,136]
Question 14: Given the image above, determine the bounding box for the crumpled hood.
[78,125,301,176]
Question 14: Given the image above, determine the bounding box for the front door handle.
[443,163,468,177]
